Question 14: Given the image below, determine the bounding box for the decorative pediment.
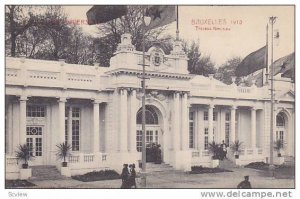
[277,90,295,101]
[136,90,167,102]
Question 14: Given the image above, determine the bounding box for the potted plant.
[15,144,34,169]
[230,140,243,159]
[208,141,220,168]
[274,139,284,157]
[56,142,72,167]
[208,141,220,160]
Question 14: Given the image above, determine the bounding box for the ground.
[6,166,294,189]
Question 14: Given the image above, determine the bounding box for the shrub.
[72,170,120,182]
[15,144,34,168]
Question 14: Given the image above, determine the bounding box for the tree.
[6,5,98,65]
[37,6,71,60]
[182,40,216,76]
[95,5,173,67]
[215,56,242,84]
[5,5,38,57]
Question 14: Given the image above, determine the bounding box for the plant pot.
[62,162,68,167]
[22,163,28,169]
[211,159,220,168]
[20,168,32,179]
[277,153,281,157]
[61,167,71,177]
[235,154,239,159]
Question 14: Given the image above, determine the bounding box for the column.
[197,108,202,150]
[93,101,100,152]
[19,96,27,146]
[120,89,128,152]
[208,104,214,142]
[67,106,72,146]
[251,107,257,148]
[173,92,180,150]
[230,106,237,143]
[181,92,189,150]
[129,89,137,152]
[58,98,66,144]
[7,102,13,154]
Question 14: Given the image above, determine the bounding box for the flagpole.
[176,5,179,40]
[140,7,152,188]
[269,16,277,169]
[265,24,269,85]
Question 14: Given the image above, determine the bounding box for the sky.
[65,5,294,67]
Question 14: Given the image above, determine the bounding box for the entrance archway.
[136,105,163,162]
[276,112,288,154]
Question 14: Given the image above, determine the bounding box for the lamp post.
[269,16,277,167]
[140,10,151,188]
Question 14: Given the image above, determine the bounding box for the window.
[26,127,42,135]
[65,120,68,144]
[26,138,33,156]
[26,127,43,156]
[136,130,158,151]
[204,111,208,121]
[225,112,231,121]
[213,112,217,121]
[35,138,42,156]
[189,112,195,148]
[276,130,284,147]
[276,113,285,127]
[72,107,80,118]
[27,105,45,117]
[136,106,158,125]
[225,123,230,145]
[136,130,142,152]
[204,128,209,150]
[65,107,81,151]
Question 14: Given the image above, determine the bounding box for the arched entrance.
[275,112,288,154]
[136,105,163,162]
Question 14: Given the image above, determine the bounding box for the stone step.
[30,165,66,181]
[145,163,175,173]
[219,159,237,169]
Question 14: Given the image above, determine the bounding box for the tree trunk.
[11,35,16,57]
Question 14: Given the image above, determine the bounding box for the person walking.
[121,164,129,188]
[128,164,137,188]
[237,176,252,188]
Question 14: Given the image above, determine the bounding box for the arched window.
[276,113,285,127]
[136,105,158,125]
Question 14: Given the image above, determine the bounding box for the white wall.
[256,109,264,148]
[238,109,251,147]
[99,103,106,152]
[80,104,93,153]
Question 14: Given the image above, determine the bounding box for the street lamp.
[140,12,151,188]
[269,16,277,168]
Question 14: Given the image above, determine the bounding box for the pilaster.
[251,107,257,148]
[58,97,66,144]
[19,96,27,146]
[230,106,237,143]
[208,104,214,142]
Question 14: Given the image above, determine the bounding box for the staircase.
[30,165,67,181]
[145,163,175,173]
[219,158,237,169]
[283,156,295,166]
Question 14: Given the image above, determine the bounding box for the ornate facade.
[5,34,294,179]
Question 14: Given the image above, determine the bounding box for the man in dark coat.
[128,164,137,188]
[221,140,228,159]
[121,164,129,188]
[237,176,252,188]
